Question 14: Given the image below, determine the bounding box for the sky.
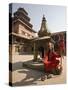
[11,3,66,33]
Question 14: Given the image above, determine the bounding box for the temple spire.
[38,15,50,37]
[42,14,46,21]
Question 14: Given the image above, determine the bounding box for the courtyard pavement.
[11,55,66,86]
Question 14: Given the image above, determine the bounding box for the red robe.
[43,52,61,72]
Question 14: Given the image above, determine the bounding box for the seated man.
[41,42,62,81]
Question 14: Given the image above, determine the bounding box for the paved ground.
[11,55,66,86]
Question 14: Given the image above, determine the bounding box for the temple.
[33,15,53,61]
[9,8,36,55]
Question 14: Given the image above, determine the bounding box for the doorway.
[38,46,44,58]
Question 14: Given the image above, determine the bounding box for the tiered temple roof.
[38,15,51,37]
[13,8,36,33]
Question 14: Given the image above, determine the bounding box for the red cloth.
[43,52,61,72]
[59,40,65,51]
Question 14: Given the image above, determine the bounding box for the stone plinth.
[23,60,44,71]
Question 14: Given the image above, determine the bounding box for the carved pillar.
[33,42,38,61]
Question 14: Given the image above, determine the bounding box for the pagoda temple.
[9,8,36,55]
[33,15,54,61]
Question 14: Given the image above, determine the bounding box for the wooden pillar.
[33,42,38,61]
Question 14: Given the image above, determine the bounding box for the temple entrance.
[38,46,44,58]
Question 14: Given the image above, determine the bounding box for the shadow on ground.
[11,60,32,71]
[13,68,45,86]
[11,62,23,71]
[10,60,45,86]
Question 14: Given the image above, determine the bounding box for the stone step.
[23,60,44,71]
